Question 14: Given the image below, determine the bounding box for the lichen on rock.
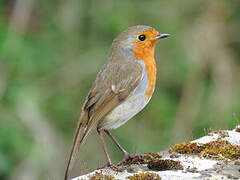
[170,138,240,160]
[72,127,240,180]
[128,172,161,180]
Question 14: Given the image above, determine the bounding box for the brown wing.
[84,59,143,127]
[64,58,143,180]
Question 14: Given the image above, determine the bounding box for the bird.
[64,25,169,180]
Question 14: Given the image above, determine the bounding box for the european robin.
[65,25,169,180]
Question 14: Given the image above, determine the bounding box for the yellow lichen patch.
[170,139,240,160]
[128,172,161,180]
[90,172,116,180]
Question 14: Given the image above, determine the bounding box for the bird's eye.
[138,34,146,41]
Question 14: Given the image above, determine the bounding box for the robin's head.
[112,25,169,60]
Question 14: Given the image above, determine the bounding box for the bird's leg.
[97,129,126,171]
[97,129,112,166]
[104,130,130,159]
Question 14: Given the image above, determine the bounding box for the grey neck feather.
[108,40,135,62]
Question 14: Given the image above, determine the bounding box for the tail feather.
[64,112,90,180]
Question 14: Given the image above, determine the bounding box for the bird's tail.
[64,112,91,180]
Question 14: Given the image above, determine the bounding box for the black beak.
[155,33,170,40]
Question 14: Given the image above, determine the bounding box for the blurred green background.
[0,0,240,179]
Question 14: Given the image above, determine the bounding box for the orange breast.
[133,41,157,99]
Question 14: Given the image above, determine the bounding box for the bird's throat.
[133,44,157,99]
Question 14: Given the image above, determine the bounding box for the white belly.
[98,61,151,130]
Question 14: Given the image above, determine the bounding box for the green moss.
[170,139,240,160]
[121,153,183,171]
[170,142,204,154]
[144,152,162,159]
[128,172,161,180]
[148,159,183,171]
[202,140,240,160]
[90,172,116,180]
[122,154,152,165]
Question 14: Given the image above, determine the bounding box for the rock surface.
[72,126,240,180]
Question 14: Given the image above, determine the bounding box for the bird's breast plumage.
[142,56,156,99]
[97,60,152,130]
